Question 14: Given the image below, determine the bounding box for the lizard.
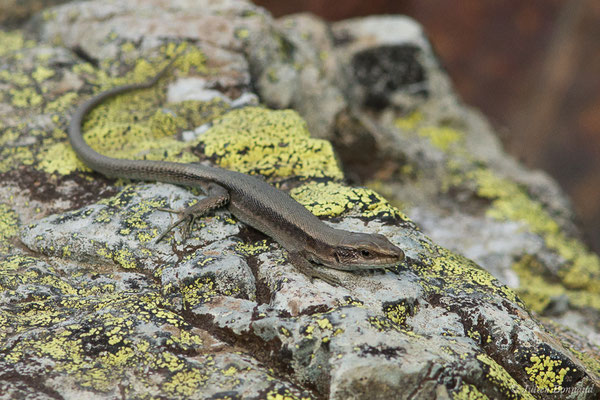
[68,57,405,285]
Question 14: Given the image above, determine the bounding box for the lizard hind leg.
[155,183,230,243]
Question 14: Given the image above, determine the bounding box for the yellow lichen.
[199,107,343,179]
[32,65,55,83]
[0,146,35,173]
[525,354,570,393]
[413,247,520,305]
[453,384,490,400]
[0,204,19,242]
[162,369,207,396]
[10,87,43,108]
[290,181,409,220]
[477,354,535,399]
[235,240,270,256]
[418,126,463,152]
[37,142,89,174]
[468,168,600,295]
[394,111,423,131]
[0,30,35,57]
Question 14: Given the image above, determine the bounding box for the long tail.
[67,56,219,186]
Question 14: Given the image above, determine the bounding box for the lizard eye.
[360,249,371,257]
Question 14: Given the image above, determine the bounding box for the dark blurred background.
[254,0,600,254]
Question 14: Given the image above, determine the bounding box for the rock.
[0,0,599,399]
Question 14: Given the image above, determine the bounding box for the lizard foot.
[154,185,230,244]
[155,207,198,243]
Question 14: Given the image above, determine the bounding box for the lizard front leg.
[156,182,229,243]
[287,251,342,286]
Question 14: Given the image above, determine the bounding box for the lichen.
[476,354,535,399]
[0,30,35,57]
[33,43,214,177]
[512,255,600,313]
[32,65,55,83]
[418,126,463,152]
[395,112,463,152]
[413,246,521,305]
[0,146,35,173]
[468,168,600,295]
[290,181,409,221]
[398,110,600,310]
[368,301,412,333]
[524,354,570,393]
[235,239,270,256]
[266,388,312,400]
[0,204,19,243]
[37,141,89,174]
[453,384,490,400]
[198,107,343,180]
[180,276,218,307]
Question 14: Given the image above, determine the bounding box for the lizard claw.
[155,207,198,243]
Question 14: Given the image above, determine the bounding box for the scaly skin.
[68,58,405,285]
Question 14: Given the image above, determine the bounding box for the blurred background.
[254,0,600,255]
[1,0,598,254]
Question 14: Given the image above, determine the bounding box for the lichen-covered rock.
[1,0,599,399]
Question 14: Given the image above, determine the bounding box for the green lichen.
[1,280,213,393]
[418,126,463,152]
[235,239,270,256]
[45,92,78,113]
[394,111,423,131]
[180,276,218,307]
[9,87,43,108]
[396,112,464,152]
[565,346,600,378]
[199,107,343,180]
[266,390,311,400]
[290,181,409,221]
[114,248,137,269]
[0,69,31,86]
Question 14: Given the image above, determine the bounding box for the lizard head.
[322,232,405,271]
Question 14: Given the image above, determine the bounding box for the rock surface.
[1,0,599,399]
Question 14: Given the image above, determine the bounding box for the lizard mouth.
[323,254,405,271]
